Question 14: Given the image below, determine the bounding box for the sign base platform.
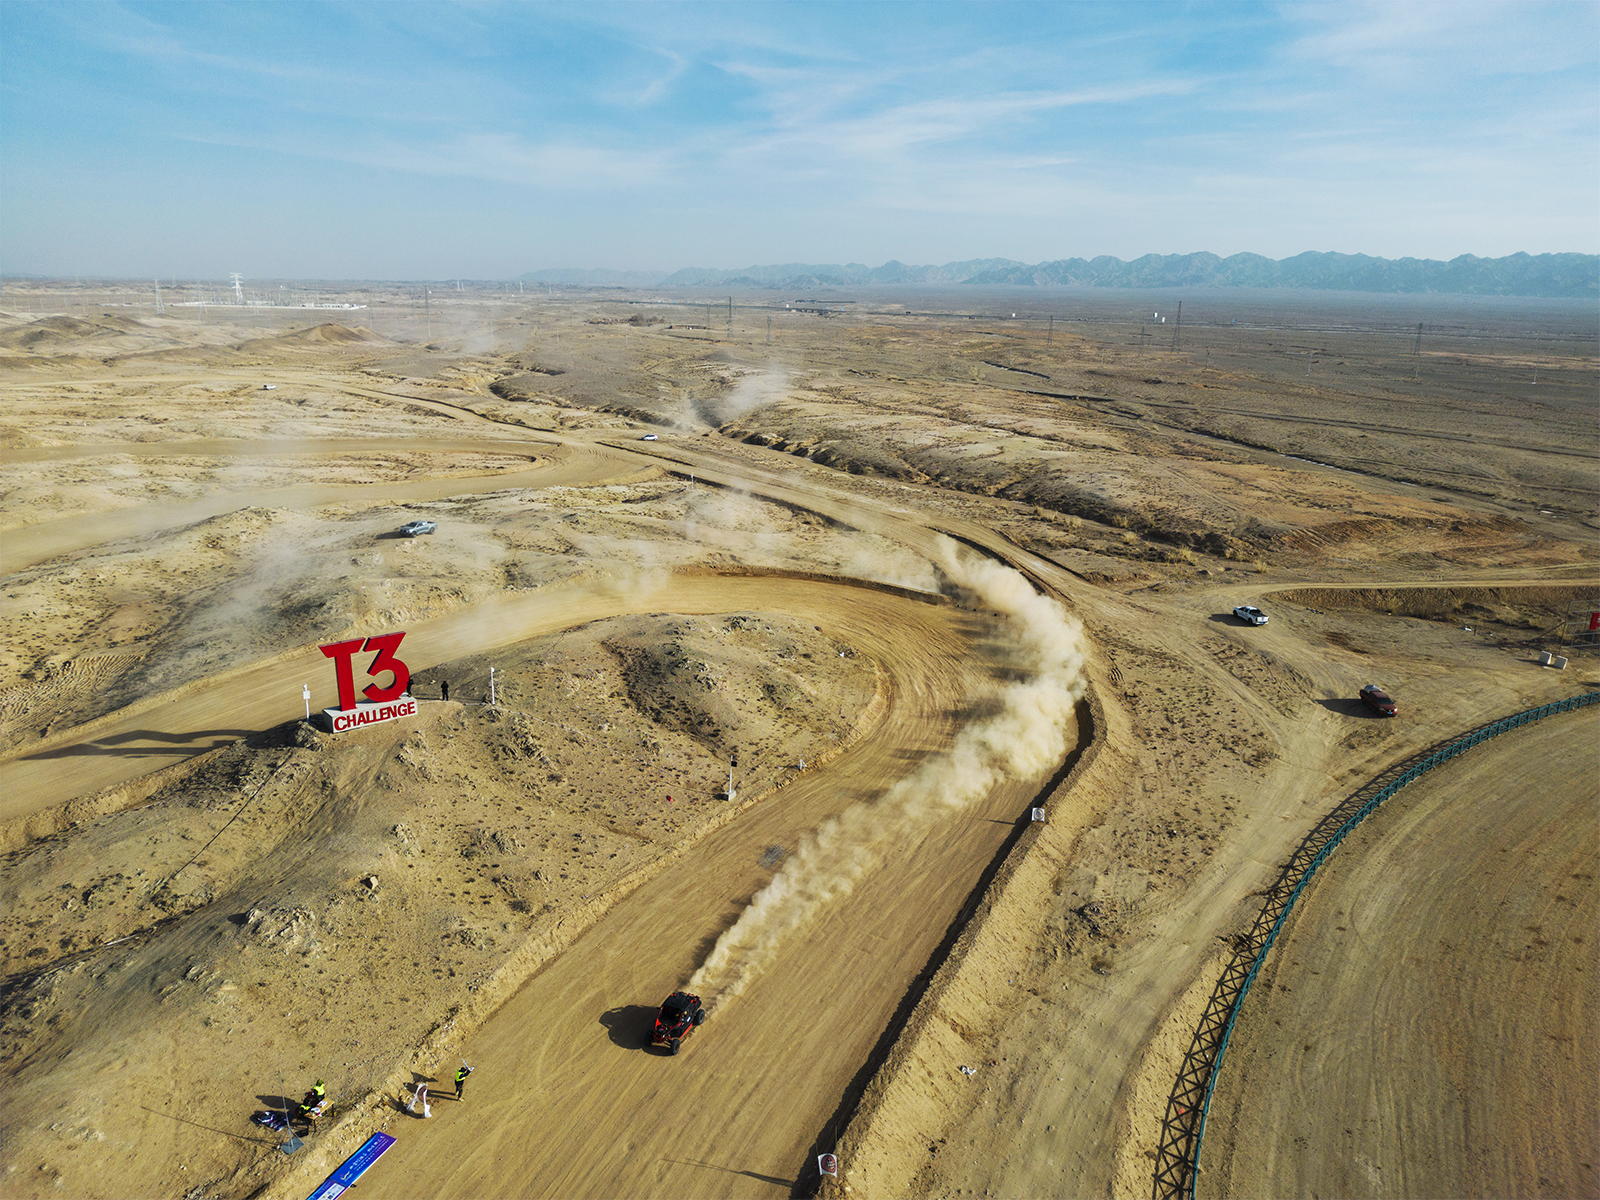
[319,695,417,733]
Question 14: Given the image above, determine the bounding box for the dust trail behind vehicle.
[689,535,1087,1010]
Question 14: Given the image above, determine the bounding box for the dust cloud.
[688,535,1086,1009]
[693,368,791,427]
[837,537,941,593]
[605,480,942,594]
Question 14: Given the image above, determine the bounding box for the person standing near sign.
[455,1063,473,1102]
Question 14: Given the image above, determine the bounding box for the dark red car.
[652,991,705,1054]
[1359,684,1398,717]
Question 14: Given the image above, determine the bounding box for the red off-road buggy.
[652,991,706,1055]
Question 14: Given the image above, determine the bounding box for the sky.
[2,1,1596,280]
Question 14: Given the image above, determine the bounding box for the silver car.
[398,520,437,537]
[1233,604,1268,626]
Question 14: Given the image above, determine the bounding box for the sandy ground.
[0,280,1595,1200]
[1199,706,1599,1200]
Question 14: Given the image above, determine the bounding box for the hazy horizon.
[6,251,1597,301]
[4,2,1596,280]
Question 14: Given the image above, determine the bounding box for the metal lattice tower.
[1554,596,1600,651]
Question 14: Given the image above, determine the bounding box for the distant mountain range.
[521,251,1598,297]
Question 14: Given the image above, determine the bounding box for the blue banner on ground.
[306,1132,397,1200]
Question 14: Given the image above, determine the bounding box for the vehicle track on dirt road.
[370,582,1054,1200]
[3,382,1099,1199]
[1,404,1089,820]
[0,448,652,574]
[4,573,1059,1200]
[0,573,968,821]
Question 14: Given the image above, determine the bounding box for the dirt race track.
[0,285,1595,1200]
[1200,705,1600,1200]
[3,570,1045,1199]
[379,590,1048,1199]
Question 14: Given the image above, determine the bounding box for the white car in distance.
[1233,605,1269,626]
[640,433,659,441]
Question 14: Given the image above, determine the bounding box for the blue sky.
[3,1,1595,279]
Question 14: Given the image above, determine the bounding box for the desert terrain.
[0,277,1595,1200]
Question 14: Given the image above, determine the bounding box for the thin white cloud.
[1285,0,1597,77]
[175,128,672,192]
[82,5,382,92]
[629,49,690,107]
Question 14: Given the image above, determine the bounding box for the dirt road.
[0,406,1076,821]
[374,588,1052,1199]
[0,572,973,823]
[0,378,1096,1197]
[1199,705,1599,1200]
[2,569,1050,1200]
[0,440,651,573]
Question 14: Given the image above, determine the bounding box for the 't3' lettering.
[320,632,411,710]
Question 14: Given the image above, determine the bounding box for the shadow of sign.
[662,1158,795,1188]
[140,1104,274,1147]
[24,729,255,758]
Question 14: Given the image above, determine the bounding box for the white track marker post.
[303,684,311,720]
[726,755,737,802]
[489,667,496,707]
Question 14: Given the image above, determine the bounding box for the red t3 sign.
[320,632,411,711]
